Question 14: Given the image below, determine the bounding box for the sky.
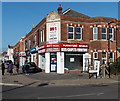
[2,2,119,52]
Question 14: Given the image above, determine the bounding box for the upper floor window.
[42,30,44,42]
[33,35,36,45]
[93,27,98,40]
[41,30,43,42]
[109,28,114,40]
[76,27,82,40]
[28,40,31,49]
[40,30,44,42]
[68,26,74,39]
[102,27,107,40]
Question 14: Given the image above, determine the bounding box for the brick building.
[13,5,120,74]
[13,37,26,66]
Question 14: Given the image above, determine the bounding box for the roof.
[62,8,90,18]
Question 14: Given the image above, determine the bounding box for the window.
[93,52,98,59]
[41,31,42,42]
[68,26,74,39]
[109,52,114,62]
[109,28,114,40]
[28,40,31,49]
[102,52,106,64]
[40,30,44,42]
[102,27,107,40]
[42,30,44,42]
[93,27,98,40]
[76,27,82,40]
[33,35,36,45]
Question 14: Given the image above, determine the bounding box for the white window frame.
[43,30,44,42]
[101,52,107,64]
[101,27,107,40]
[109,52,114,62]
[93,52,98,59]
[34,35,36,45]
[109,28,114,41]
[41,30,43,42]
[76,27,82,40]
[93,27,98,40]
[68,26,74,40]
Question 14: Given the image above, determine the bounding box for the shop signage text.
[38,44,89,53]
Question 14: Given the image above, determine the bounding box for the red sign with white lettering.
[38,44,89,53]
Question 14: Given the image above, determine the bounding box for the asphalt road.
[1,83,119,99]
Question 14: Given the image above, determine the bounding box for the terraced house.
[13,5,120,74]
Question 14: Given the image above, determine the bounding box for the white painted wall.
[45,53,50,73]
[57,52,64,74]
[7,48,14,62]
[31,54,36,63]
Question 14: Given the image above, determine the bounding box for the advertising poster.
[48,24,58,43]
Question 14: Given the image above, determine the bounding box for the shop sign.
[19,52,26,56]
[46,44,60,48]
[46,48,60,53]
[30,47,37,53]
[38,45,45,50]
[61,48,88,52]
[61,44,88,48]
[25,50,30,56]
[38,49,46,53]
[38,44,88,50]
[48,24,58,43]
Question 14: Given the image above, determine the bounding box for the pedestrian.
[15,63,19,74]
[8,60,13,75]
[1,61,5,75]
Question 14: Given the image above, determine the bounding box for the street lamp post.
[107,21,115,78]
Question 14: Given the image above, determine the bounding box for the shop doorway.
[50,53,57,72]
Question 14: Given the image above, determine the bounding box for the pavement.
[1,68,120,87]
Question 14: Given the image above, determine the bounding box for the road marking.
[0,83,23,86]
[37,92,104,99]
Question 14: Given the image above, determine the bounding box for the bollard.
[102,65,106,78]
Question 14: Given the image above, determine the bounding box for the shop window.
[68,26,74,39]
[76,27,82,40]
[109,28,114,41]
[102,27,107,40]
[93,52,98,59]
[102,52,106,64]
[93,27,98,40]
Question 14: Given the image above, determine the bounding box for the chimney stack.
[57,4,62,14]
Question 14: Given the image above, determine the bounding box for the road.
[1,83,119,99]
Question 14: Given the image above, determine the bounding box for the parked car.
[22,62,42,73]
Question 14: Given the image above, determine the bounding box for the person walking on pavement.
[8,60,13,75]
[1,61,5,75]
[15,62,19,74]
